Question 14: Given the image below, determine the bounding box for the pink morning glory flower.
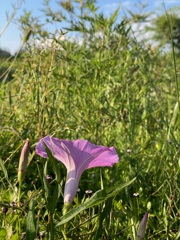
[36,136,119,203]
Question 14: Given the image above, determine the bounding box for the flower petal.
[59,139,119,175]
[64,170,80,203]
[36,136,119,174]
[36,136,73,169]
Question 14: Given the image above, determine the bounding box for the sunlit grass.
[0,2,179,239]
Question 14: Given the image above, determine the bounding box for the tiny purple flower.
[36,135,119,203]
[85,190,93,194]
[133,192,139,197]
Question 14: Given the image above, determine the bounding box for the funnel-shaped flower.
[137,212,149,240]
[36,136,119,203]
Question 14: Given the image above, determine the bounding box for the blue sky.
[0,0,179,54]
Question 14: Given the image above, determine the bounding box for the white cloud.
[131,22,150,37]
[130,21,158,47]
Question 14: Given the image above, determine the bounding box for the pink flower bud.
[137,212,149,240]
[18,140,30,186]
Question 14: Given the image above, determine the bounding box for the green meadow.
[0,1,179,239]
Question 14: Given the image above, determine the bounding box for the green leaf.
[175,230,180,240]
[0,228,6,238]
[26,199,36,240]
[43,160,50,196]
[56,189,105,226]
[0,158,13,190]
[108,7,120,28]
[10,233,19,240]
[94,197,113,239]
[43,143,62,184]
[105,177,136,199]
[56,178,136,226]
[0,158,8,178]
[48,183,61,215]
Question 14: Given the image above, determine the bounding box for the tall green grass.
[0,2,179,239]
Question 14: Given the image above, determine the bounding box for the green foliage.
[147,7,180,51]
[26,199,36,240]
[0,1,179,239]
[57,178,136,226]
[0,55,14,83]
